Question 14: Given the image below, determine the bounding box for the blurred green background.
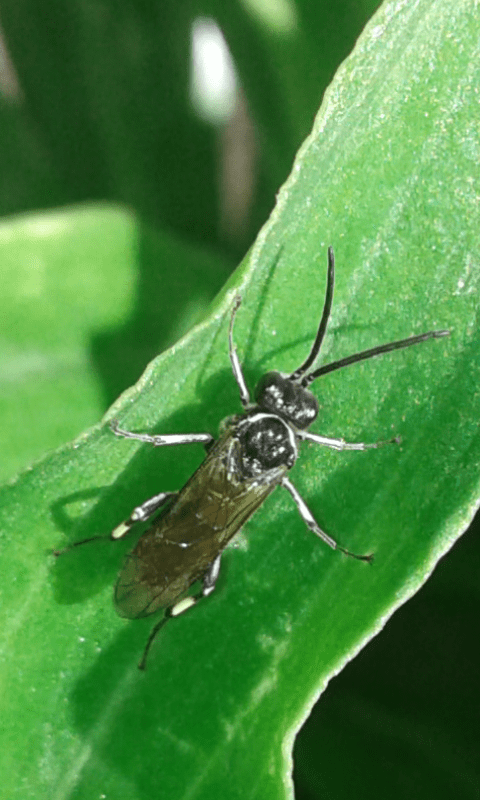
[0,1,478,798]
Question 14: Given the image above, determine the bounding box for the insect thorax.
[233,411,298,479]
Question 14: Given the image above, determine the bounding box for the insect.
[57,247,449,669]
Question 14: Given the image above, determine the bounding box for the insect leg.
[138,555,222,669]
[110,419,213,447]
[200,553,222,597]
[298,430,400,451]
[53,491,177,556]
[111,491,177,540]
[281,477,373,562]
[228,296,250,407]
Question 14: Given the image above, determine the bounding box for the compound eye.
[254,372,286,413]
[292,391,318,428]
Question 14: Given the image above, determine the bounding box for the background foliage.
[0,1,479,798]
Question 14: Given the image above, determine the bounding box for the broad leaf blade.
[0,206,230,482]
[1,1,480,799]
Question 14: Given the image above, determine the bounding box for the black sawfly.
[55,247,449,669]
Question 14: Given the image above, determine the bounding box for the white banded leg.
[298,430,401,451]
[281,476,373,562]
[138,555,222,670]
[111,491,177,540]
[54,490,177,555]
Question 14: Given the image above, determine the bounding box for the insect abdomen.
[114,429,287,618]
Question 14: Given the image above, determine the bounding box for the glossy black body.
[115,413,292,618]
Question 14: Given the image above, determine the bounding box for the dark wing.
[115,430,287,618]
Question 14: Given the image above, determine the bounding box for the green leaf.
[0,0,381,244]
[1,2,479,799]
[0,206,230,482]
[0,1,219,241]
[208,0,382,183]
[294,522,480,799]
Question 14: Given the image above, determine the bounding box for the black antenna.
[289,246,335,381]
[302,329,450,386]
